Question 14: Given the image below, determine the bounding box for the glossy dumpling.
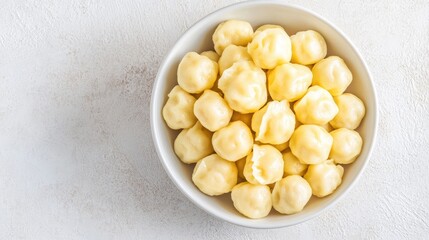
[218,45,252,75]
[329,93,366,130]
[268,63,313,102]
[283,151,308,176]
[304,160,344,197]
[218,61,267,113]
[200,50,220,62]
[329,128,363,164]
[212,20,254,55]
[247,28,292,69]
[192,154,238,196]
[194,90,233,132]
[162,85,197,129]
[312,56,352,96]
[291,30,327,65]
[293,86,339,125]
[243,144,284,185]
[272,175,312,214]
[289,125,333,164]
[251,100,295,144]
[177,52,218,94]
[231,182,272,219]
[212,121,253,162]
[174,122,213,164]
[254,24,284,35]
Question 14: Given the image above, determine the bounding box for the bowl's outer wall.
[151,1,377,228]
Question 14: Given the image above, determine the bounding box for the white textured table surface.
[1,0,428,239]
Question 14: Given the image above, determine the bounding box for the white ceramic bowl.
[150,0,377,228]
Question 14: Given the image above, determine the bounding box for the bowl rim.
[150,0,378,229]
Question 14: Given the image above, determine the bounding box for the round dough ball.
[162,85,197,129]
[218,61,267,113]
[247,28,292,69]
[272,175,312,214]
[291,30,327,65]
[192,154,238,196]
[254,24,285,35]
[194,90,233,132]
[329,128,363,164]
[283,151,308,176]
[312,56,352,96]
[200,50,220,62]
[231,182,272,219]
[177,52,218,94]
[304,160,344,197]
[329,93,366,130]
[231,111,253,128]
[243,144,284,185]
[218,45,252,75]
[212,20,254,55]
[293,86,339,125]
[212,121,253,161]
[174,122,213,164]
[268,63,313,102]
[289,125,333,164]
[236,157,247,180]
[251,100,295,144]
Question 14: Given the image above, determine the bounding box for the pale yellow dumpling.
[194,90,233,132]
[254,24,285,35]
[247,28,292,69]
[330,93,366,130]
[329,128,363,164]
[192,154,237,196]
[218,45,252,75]
[212,121,253,162]
[293,86,339,125]
[231,111,253,128]
[212,20,254,55]
[218,61,267,113]
[200,50,220,62]
[312,56,352,96]
[243,144,284,185]
[283,151,308,176]
[304,160,344,197]
[162,85,197,129]
[268,63,313,102]
[273,141,289,152]
[231,182,272,219]
[291,30,327,65]
[272,175,312,214]
[289,125,333,164]
[251,100,295,144]
[177,52,218,94]
[174,122,213,164]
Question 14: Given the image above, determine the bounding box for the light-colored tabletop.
[1,0,428,239]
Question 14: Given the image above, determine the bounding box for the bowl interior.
[151,1,377,228]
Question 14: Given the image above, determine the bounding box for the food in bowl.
[160,19,366,219]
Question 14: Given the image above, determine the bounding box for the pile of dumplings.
[162,20,366,219]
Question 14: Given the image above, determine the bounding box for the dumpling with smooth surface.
[212,121,253,162]
[283,151,308,176]
[231,182,272,219]
[174,122,213,164]
[177,52,218,94]
[272,175,312,214]
[193,90,233,132]
[162,85,197,129]
[329,93,366,130]
[329,128,363,164]
[289,125,333,164]
[312,56,352,96]
[243,144,284,185]
[251,100,295,144]
[268,63,313,102]
[212,20,254,55]
[291,30,327,65]
[254,24,285,35]
[293,86,339,125]
[200,50,220,62]
[218,61,267,113]
[218,45,252,75]
[247,28,292,69]
[192,154,237,196]
[304,160,344,197]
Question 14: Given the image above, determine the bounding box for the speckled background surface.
[1,0,428,239]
